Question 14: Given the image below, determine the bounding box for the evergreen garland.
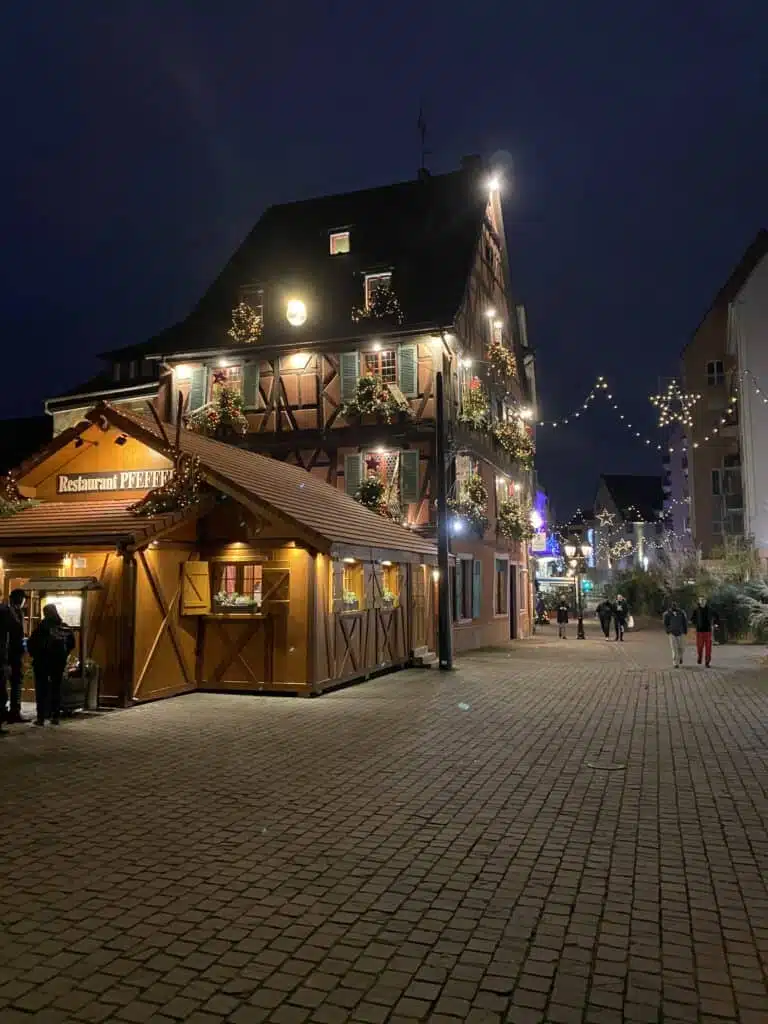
[228,302,263,344]
[448,472,489,537]
[187,377,249,438]
[458,377,489,429]
[129,454,204,517]
[0,475,37,518]
[497,495,535,542]
[351,288,404,324]
[341,374,411,424]
[492,418,535,468]
[487,337,517,379]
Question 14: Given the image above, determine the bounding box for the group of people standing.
[0,589,75,733]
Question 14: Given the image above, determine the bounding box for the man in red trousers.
[691,596,713,667]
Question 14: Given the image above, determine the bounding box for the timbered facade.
[46,157,537,647]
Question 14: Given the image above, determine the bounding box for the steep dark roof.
[599,475,664,522]
[685,229,768,351]
[101,167,487,360]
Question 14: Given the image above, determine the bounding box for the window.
[712,519,723,536]
[211,364,243,399]
[706,360,725,386]
[381,563,400,607]
[342,561,365,611]
[455,454,474,490]
[212,562,263,613]
[365,349,397,384]
[128,360,138,379]
[452,556,480,621]
[494,557,509,615]
[492,320,503,346]
[711,469,721,496]
[329,231,350,255]
[113,363,121,383]
[364,272,392,309]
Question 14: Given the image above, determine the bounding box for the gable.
[18,423,174,503]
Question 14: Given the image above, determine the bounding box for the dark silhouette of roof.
[685,228,768,351]
[100,166,488,360]
[598,474,664,522]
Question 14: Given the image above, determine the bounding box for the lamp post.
[563,538,593,640]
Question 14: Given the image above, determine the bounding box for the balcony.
[451,421,532,482]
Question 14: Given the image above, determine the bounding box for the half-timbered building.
[46,156,537,647]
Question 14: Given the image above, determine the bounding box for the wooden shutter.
[181,561,211,615]
[472,559,482,619]
[400,449,420,504]
[454,563,463,620]
[344,453,363,497]
[397,344,418,397]
[340,350,360,401]
[188,365,208,412]
[242,361,260,409]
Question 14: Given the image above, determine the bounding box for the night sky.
[2,2,766,516]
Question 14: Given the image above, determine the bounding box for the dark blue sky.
[2,2,766,514]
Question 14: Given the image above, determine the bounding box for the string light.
[650,380,700,428]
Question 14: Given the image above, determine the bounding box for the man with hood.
[0,588,28,724]
[663,601,688,667]
[691,596,714,667]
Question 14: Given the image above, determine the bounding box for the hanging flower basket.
[458,377,489,429]
[187,383,249,439]
[228,302,263,344]
[492,418,535,468]
[341,375,411,424]
[487,338,517,380]
[497,496,535,542]
[448,472,489,537]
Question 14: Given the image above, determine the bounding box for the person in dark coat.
[0,588,28,725]
[613,594,629,641]
[691,597,714,667]
[556,599,569,639]
[596,599,613,639]
[27,604,75,726]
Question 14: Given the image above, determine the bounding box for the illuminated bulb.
[174,363,193,381]
[372,341,382,352]
[432,569,440,582]
[286,298,307,326]
[488,175,501,191]
[343,557,357,564]
[461,357,473,368]
[485,307,496,318]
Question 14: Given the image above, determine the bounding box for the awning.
[22,577,103,593]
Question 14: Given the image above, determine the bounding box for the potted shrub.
[343,590,360,611]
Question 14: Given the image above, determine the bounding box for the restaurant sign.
[57,469,174,495]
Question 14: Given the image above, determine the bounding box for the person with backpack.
[663,601,688,668]
[27,604,75,726]
[556,599,569,639]
[0,588,29,725]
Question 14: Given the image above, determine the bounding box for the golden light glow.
[485,308,496,318]
[381,560,393,567]
[343,557,356,564]
[371,341,382,352]
[432,569,440,582]
[218,358,231,368]
[488,175,501,191]
[286,298,307,326]
[287,352,309,369]
[174,363,193,381]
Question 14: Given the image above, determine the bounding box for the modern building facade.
[682,230,768,563]
[45,158,538,648]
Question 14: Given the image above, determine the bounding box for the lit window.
[365,272,392,309]
[706,360,725,386]
[212,563,263,613]
[381,563,400,607]
[455,454,475,489]
[365,349,397,383]
[492,321,503,346]
[342,562,364,611]
[211,364,242,399]
[330,231,350,255]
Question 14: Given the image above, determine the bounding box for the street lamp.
[564,537,592,639]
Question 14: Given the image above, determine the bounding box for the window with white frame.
[365,349,397,383]
[455,454,474,490]
[211,364,243,399]
[706,360,725,386]
[329,231,350,255]
[364,272,392,309]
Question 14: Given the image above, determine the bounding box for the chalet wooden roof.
[100,407,436,560]
[100,167,487,360]
[0,499,189,549]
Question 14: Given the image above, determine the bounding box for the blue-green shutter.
[454,564,463,620]
[472,559,482,619]
[243,361,260,409]
[340,350,359,401]
[398,344,418,397]
[344,453,363,497]
[188,365,208,412]
[400,449,420,504]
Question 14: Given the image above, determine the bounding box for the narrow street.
[1,627,766,1023]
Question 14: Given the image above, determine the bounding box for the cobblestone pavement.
[1,626,767,1024]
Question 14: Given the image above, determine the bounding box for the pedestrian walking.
[27,604,75,726]
[0,588,29,725]
[556,599,569,639]
[691,596,713,667]
[613,593,629,641]
[663,601,688,667]
[596,598,613,639]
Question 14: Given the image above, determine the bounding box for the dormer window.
[365,272,392,310]
[330,231,350,255]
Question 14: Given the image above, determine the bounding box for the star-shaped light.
[596,508,616,529]
[650,380,700,428]
[610,538,634,559]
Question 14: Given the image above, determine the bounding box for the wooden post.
[120,552,137,706]
[436,371,453,669]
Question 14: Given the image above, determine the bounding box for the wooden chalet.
[0,405,437,703]
[46,156,537,649]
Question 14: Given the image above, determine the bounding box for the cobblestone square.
[1,627,766,1022]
